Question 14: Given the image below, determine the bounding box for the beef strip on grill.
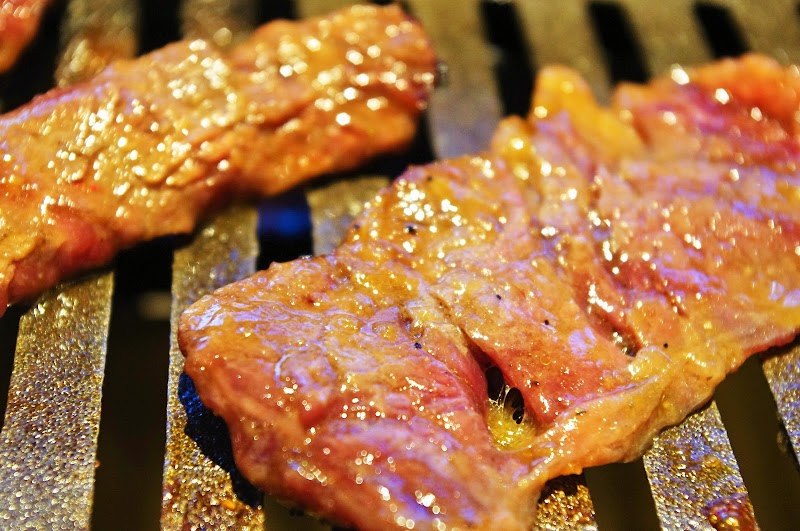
[179,54,800,530]
[0,0,47,72]
[0,4,436,314]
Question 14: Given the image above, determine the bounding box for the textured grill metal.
[0,1,797,529]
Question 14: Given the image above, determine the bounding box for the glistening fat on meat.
[179,54,800,530]
[0,4,436,313]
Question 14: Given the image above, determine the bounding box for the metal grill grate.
[0,0,799,529]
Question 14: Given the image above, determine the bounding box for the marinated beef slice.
[180,55,800,530]
[0,4,436,313]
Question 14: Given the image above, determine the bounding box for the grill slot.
[0,0,798,529]
[694,3,749,58]
[588,2,649,82]
[479,0,534,116]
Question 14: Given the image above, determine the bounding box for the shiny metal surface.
[162,205,262,530]
[516,0,611,103]
[0,274,113,530]
[159,0,260,528]
[643,403,757,530]
[0,0,136,528]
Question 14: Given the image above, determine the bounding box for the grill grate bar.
[615,2,758,527]
[407,0,504,159]
[0,0,136,528]
[515,0,611,102]
[0,275,114,530]
[643,402,757,529]
[620,0,711,73]
[159,0,262,528]
[162,205,263,529]
[721,0,800,64]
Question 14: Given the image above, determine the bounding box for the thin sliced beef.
[179,54,800,530]
[0,0,47,73]
[0,4,436,313]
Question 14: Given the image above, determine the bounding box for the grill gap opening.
[588,1,648,83]
[584,460,660,529]
[485,366,536,450]
[486,365,525,423]
[396,112,436,169]
[0,305,23,424]
[92,297,171,531]
[256,189,314,269]
[93,237,178,530]
[694,3,748,58]
[138,0,181,54]
[714,355,800,528]
[479,0,535,117]
[256,0,296,24]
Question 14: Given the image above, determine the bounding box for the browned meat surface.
[0,0,46,73]
[179,54,800,530]
[0,4,436,313]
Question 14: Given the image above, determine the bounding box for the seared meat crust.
[0,4,436,312]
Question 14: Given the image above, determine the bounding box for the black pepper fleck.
[495,294,502,300]
[544,319,550,326]
[405,224,417,235]
[353,224,361,230]
[663,342,669,348]
[414,342,422,349]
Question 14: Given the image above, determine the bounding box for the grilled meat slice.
[0,0,46,73]
[179,54,800,530]
[0,4,436,313]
